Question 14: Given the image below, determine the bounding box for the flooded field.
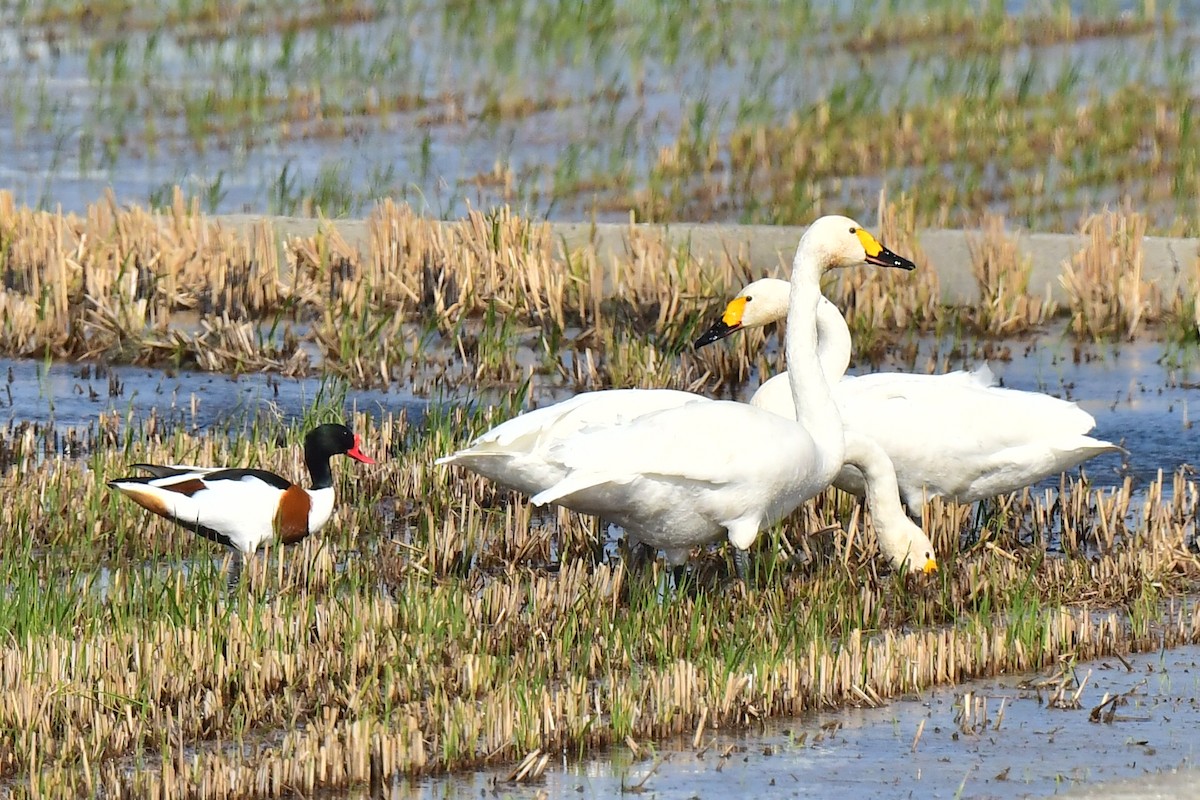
[3,2,1200,799]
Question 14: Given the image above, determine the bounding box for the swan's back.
[438,389,705,494]
[837,371,1100,447]
[531,400,837,551]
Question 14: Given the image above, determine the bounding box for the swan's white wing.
[438,389,710,495]
[531,400,824,507]
[838,374,1100,445]
[835,373,1116,502]
[441,389,704,457]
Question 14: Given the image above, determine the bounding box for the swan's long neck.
[843,431,929,567]
[815,297,852,384]
[786,239,845,472]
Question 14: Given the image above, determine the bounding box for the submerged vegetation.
[0,0,1198,230]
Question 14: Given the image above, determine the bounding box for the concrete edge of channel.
[211,214,1200,305]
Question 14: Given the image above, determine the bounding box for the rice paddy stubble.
[2,404,1200,795]
[1,196,1198,409]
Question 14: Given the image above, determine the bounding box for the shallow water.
[369,644,1200,799]
[3,329,1196,485]
[0,356,425,434]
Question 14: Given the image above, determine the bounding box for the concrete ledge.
[213,215,1200,305]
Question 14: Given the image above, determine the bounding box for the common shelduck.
[109,423,375,588]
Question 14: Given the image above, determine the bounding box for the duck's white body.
[706,279,1121,513]
[111,467,335,555]
[444,217,919,577]
[110,423,375,588]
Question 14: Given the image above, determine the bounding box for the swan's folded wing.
[531,401,802,506]
[438,389,705,464]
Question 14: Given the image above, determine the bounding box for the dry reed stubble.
[967,212,1055,334]
[3,404,1200,797]
[826,193,943,344]
[0,193,1195,399]
[1061,210,1161,339]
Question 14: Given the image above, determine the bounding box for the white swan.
[695,278,1122,514]
[440,385,936,575]
[444,216,919,580]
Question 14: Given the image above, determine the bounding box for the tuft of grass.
[967,213,1055,334]
[1060,209,1160,340]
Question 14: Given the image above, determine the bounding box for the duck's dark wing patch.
[161,478,207,497]
[202,468,293,491]
[131,463,196,478]
[178,519,236,550]
[275,486,313,544]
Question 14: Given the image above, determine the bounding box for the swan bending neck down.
[695,278,1122,516]
[843,432,937,573]
[524,216,915,581]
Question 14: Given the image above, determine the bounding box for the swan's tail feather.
[1048,437,1126,471]
[530,473,611,506]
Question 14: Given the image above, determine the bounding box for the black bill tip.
[694,320,740,348]
[866,245,916,271]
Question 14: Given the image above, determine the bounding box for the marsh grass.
[968,213,1055,335]
[0,193,1192,409]
[1,404,1199,796]
[1061,210,1161,340]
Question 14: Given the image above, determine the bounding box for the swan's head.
[694,278,791,347]
[800,215,916,273]
[886,526,938,575]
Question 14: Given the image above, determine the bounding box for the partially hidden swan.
[441,216,924,580]
[695,278,1122,515]
[841,431,937,572]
